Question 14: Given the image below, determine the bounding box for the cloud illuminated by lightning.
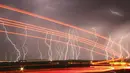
[109,9,123,16]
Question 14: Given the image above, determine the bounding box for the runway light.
[20,67,24,71]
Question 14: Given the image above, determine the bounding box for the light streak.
[0,18,119,58]
[0,17,125,64]
[0,29,110,60]
[0,5,121,58]
[91,58,124,65]
[91,28,98,61]
[37,39,43,60]
[0,20,118,61]
[92,66,130,71]
[2,22,21,61]
[0,4,110,40]
[45,32,53,61]
[81,66,115,72]
[90,66,130,72]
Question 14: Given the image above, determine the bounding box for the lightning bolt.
[70,29,75,59]
[0,5,123,60]
[68,29,80,60]
[74,30,80,60]
[108,33,130,60]
[64,29,71,60]
[2,22,21,61]
[91,28,98,61]
[119,36,124,58]
[109,36,115,61]
[45,32,53,61]
[75,42,80,60]
[37,39,43,60]
[22,46,28,60]
[105,34,111,60]
[119,33,130,59]
[10,54,13,62]
[123,33,130,58]
[0,17,120,59]
[55,37,61,60]
[70,40,75,59]
[126,43,130,59]
[56,41,64,60]
[75,37,81,60]
[22,26,28,60]
[5,52,7,61]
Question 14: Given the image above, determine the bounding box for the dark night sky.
[0,0,130,61]
[1,0,130,25]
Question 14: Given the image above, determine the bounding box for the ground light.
[20,67,24,71]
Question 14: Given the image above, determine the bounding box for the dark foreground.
[0,60,130,73]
